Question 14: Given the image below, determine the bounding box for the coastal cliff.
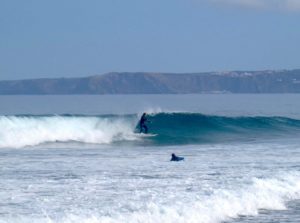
[1,69,300,94]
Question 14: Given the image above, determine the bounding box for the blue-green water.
[1,95,300,223]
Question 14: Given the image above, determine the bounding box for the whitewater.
[1,94,300,223]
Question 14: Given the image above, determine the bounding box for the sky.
[0,0,300,80]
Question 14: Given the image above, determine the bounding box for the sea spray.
[0,115,139,148]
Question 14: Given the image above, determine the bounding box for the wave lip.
[0,115,138,148]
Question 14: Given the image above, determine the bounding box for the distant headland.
[1,69,300,94]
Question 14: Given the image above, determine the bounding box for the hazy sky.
[1,0,300,80]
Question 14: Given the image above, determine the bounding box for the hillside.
[1,70,300,94]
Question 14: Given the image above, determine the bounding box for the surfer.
[139,112,148,133]
[170,153,184,162]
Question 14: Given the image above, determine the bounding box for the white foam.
[3,172,300,223]
[0,116,139,148]
[75,173,300,223]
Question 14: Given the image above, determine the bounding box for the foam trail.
[0,115,138,148]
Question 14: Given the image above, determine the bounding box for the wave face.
[145,113,300,144]
[1,113,300,148]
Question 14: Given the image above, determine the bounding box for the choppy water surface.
[1,95,300,223]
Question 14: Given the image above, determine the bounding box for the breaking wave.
[1,113,300,148]
[0,115,138,148]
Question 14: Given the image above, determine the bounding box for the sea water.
[1,94,300,223]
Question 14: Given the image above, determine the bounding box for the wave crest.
[0,115,138,148]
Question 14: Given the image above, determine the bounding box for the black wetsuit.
[139,114,148,133]
[170,154,184,161]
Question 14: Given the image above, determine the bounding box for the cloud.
[285,0,300,11]
[211,0,265,9]
[210,0,300,12]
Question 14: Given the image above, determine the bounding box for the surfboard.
[176,157,184,161]
[137,133,157,137]
[171,156,184,161]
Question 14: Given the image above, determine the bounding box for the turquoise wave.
[140,113,300,145]
[1,113,300,148]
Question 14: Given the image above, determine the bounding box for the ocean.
[1,94,300,223]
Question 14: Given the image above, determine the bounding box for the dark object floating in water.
[170,153,184,161]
